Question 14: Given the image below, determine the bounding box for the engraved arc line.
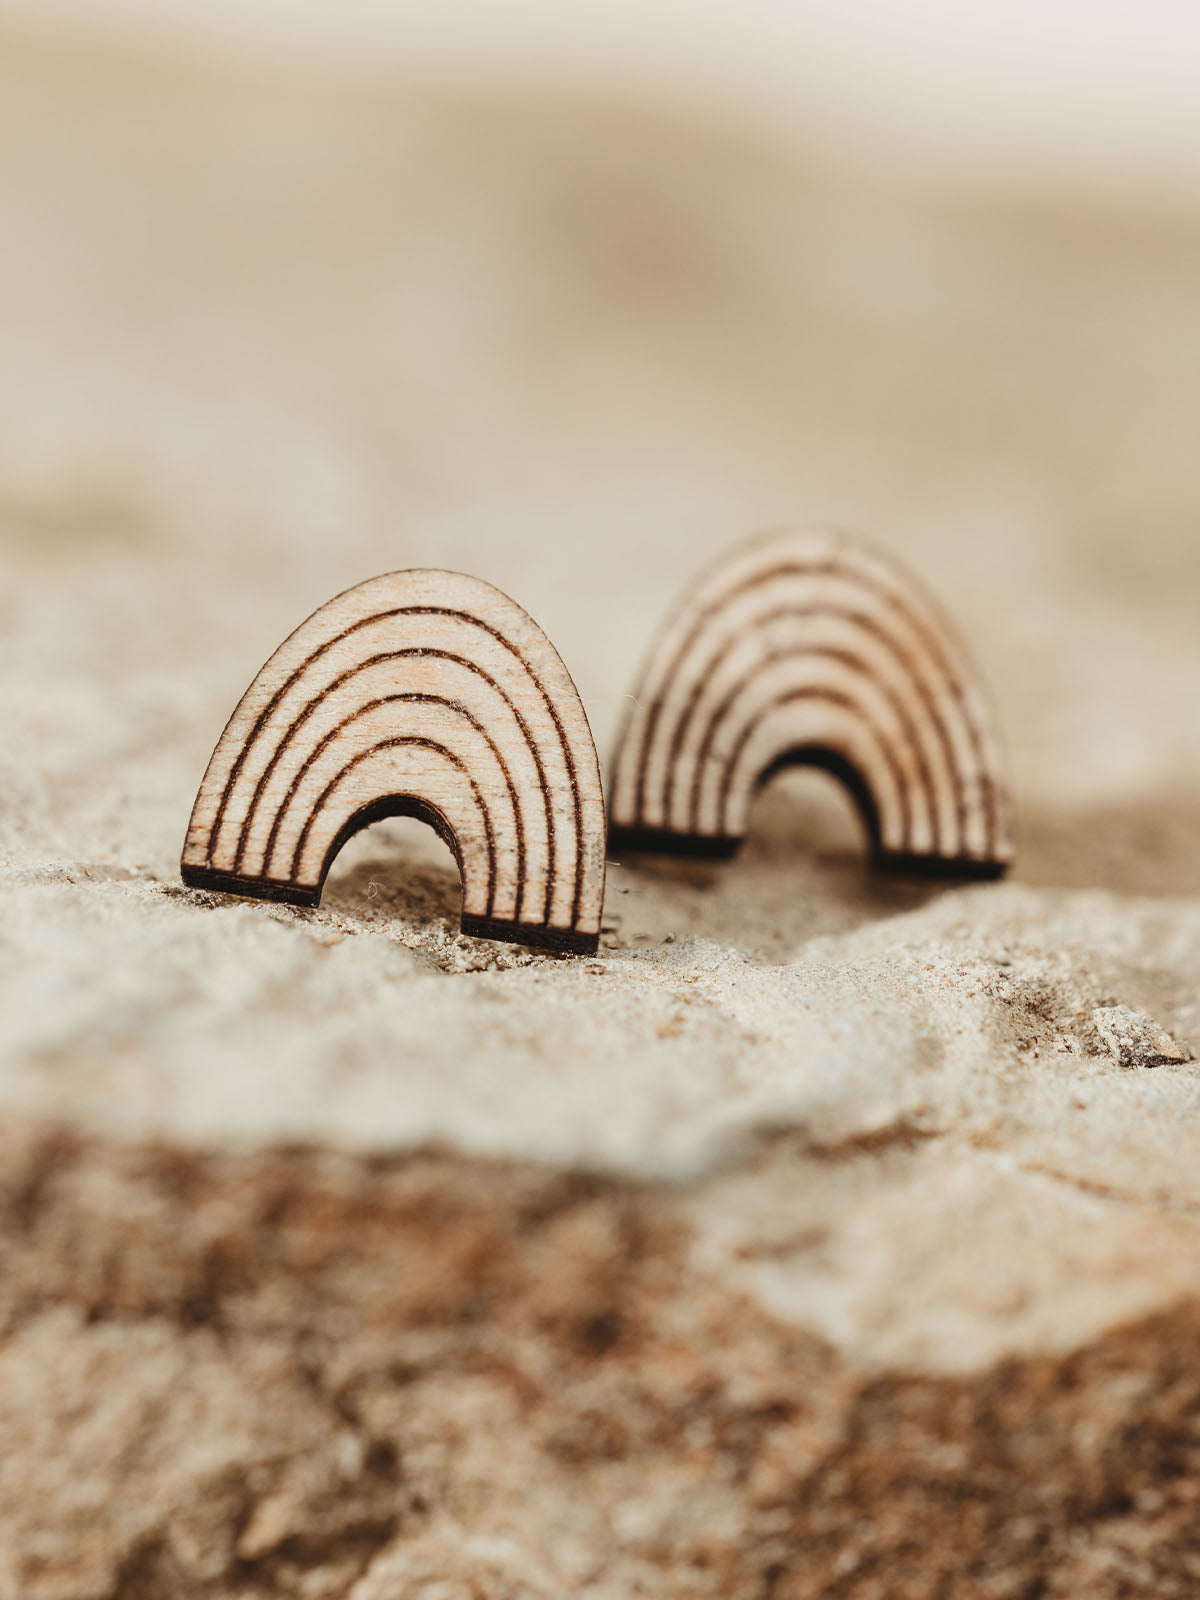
[629,558,994,854]
[656,605,960,847]
[660,610,891,826]
[716,686,915,846]
[235,649,553,922]
[260,692,524,922]
[207,605,583,927]
[629,560,847,820]
[671,635,944,851]
[290,736,496,912]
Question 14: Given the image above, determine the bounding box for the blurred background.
[2,0,1199,894]
[15,0,1200,188]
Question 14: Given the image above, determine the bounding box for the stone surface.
[2,20,1200,1596]
[6,1134,1200,1599]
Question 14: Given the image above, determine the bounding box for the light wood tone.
[610,526,1015,875]
[182,569,607,954]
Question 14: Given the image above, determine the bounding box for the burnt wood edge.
[179,865,599,955]
[609,744,1013,880]
[459,915,599,956]
[605,829,1010,881]
[606,826,743,861]
[180,864,321,907]
[873,850,1010,882]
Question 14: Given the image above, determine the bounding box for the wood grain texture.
[609,527,1015,875]
[182,570,606,953]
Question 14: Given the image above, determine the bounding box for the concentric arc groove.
[290,735,497,912]
[210,607,580,925]
[261,692,525,921]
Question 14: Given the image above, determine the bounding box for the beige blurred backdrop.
[11,0,1200,188]
[11,0,1200,184]
[1,0,1198,897]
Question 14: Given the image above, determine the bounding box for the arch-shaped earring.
[182,569,607,954]
[608,526,1015,876]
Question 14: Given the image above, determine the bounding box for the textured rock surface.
[6,1135,1200,1598]
[2,21,1200,1596]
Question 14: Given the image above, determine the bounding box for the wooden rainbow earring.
[181,570,607,954]
[608,526,1015,876]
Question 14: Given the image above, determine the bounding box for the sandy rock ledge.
[3,1130,1200,1600]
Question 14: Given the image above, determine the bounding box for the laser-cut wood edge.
[608,527,1015,876]
[181,569,606,955]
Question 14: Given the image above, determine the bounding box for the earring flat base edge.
[606,826,743,860]
[180,864,321,907]
[874,850,1011,882]
[180,865,599,954]
[605,830,1012,881]
[459,915,600,956]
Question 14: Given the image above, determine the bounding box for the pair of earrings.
[181,526,1015,956]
